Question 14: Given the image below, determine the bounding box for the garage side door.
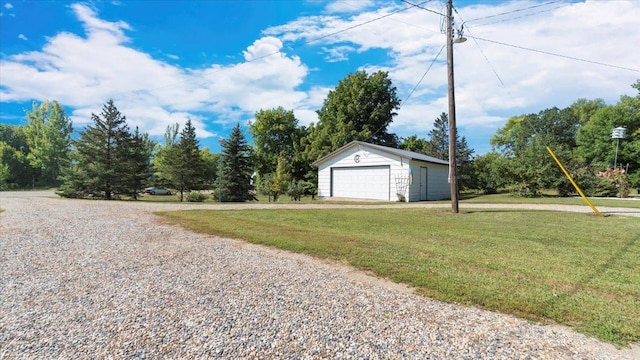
[332,166,390,200]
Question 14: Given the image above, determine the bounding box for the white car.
[144,187,172,195]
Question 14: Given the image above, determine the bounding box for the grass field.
[157,207,640,346]
[140,190,640,209]
[456,192,640,209]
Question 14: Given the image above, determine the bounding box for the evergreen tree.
[162,119,205,201]
[424,113,450,160]
[123,127,154,199]
[219,123,254,202]
[62,99,131,199]
[424,112,475,189]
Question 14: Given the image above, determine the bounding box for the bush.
[594,168,630,198]
[186,191,208,202]
[300,180,317,200]
[508,183,540,197]
[286,180,304,201]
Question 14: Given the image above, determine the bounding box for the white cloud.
[71,3,131,42]
[0,4,309,140]
[2,0,639,154]
[325,0,374,14]
[293,85,332,126]
[321,45,355,62]
[4,3,13,9]
[266,0,640,145]
[17,33,27,40]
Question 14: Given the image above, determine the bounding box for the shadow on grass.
[543,232,640,345]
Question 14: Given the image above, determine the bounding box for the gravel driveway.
[1,191,638,359]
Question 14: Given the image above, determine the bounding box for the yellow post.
[546,146,604,217]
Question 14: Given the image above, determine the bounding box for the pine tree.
[425,112,475,189]
[63,99,131,199]
[425,113,450,160]
[122,127,154,199]
[219,123,254,202]
[162,119,205,201]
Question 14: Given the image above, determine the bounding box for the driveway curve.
[1,191,638,359]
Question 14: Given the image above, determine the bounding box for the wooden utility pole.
[446,0,459,213]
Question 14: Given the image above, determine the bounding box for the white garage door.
[332,166,390,200]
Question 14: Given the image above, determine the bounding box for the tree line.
[1,72,638,200]
[475,80,639,197]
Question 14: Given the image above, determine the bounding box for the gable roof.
[313,140,449,166]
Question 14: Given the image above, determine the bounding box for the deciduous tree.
[24,100,73,186]
[304,70,400,162]
[250,107,304,176]
[400,135,429,154]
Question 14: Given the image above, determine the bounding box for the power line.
[120,1,432,100]
[469,35,640,73]
[305,1,430,46]
[399,0,445,17]
[452,12,542,142]
[463,0,563,24]
[400,44,446,108]
[370,45,445,142]
[465,4,570,28]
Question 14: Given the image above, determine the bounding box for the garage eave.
[313,140,449,167]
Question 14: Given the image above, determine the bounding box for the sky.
[1,0,638,155]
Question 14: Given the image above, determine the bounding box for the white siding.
[403,161,449,201]
[317,145,406,201]
[427,164,450,200]
[317,143,450,202]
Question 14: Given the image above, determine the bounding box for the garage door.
[332,166,390,200]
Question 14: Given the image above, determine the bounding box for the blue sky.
[1,0,639,155]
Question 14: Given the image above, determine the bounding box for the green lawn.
[157,207,640,346]
[137,189,640,209]
[457,192,640,209]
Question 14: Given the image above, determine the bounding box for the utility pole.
[446,0,459,213]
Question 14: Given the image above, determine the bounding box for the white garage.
[314,141,450,202]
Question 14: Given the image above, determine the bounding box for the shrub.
[595,168,630,198]
[186,191,208,202]
[286,180,304,201]
[509,183,540,197]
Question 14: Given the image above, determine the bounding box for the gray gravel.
[1,191,638,359]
